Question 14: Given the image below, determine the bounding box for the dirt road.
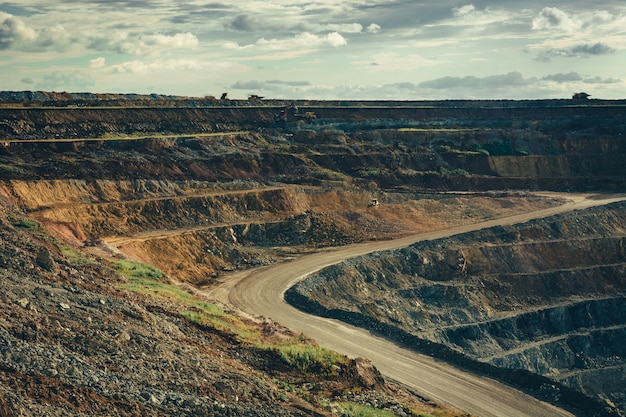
[207,193,626,417]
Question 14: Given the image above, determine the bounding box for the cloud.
[532,7,577,31]
[0,11,77,52]
[89,57,106,68]
[542,72,621,86]
[142,33,198,49]
[322,23,363,34]
[440,4,518,32]
[0,11,37,49]
[109,58,204,74]
[366,23,381,33]
[570,43,615,56]
[36,71,95,90]
[232,79,311,90]
[542,72,583,82]
[266,79,311,86]
[119,32,199,55]
[20,77,34,84]
[228,15,258,32]
[418,71,529,89]
[224,31,347,52]
[536,42,616,62]
[531,7,623,33]
[89,32,198,56]
[452,4,476,17]
[227,13,367,36]
[582,76,621,84]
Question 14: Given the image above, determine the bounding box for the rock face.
[2,100,626,191]
[289,202,626,415]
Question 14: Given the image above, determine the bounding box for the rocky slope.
[1,194,466,417]
[288,201,626,416]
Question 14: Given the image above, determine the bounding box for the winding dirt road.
[207,193,626,417]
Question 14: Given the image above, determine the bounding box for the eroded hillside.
[1,96,626,416]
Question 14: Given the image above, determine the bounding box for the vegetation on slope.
[0,206,467,416]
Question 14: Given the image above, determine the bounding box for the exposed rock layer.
[289,202,626,415]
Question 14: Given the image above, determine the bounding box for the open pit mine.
[1,92,625,417]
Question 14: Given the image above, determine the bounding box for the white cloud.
[110,60,150,74]
[325,32,348,47]
[531,7,626,37]
[453,4,476,17]
[225,31,347,52]
[36,71,95,90]
[1,2,625,99]
[121,32,199,56]
[532,7,577,32]
[258,32,346,50]
[419,72,529,90]
[142,33,199,49]
[110,58,204,74]
[322,23,363,34]
[89,57,106,68]
[38,24,72,50]
[367,23,381,34]
[528,7,625,63]
[0,11,38,49]
[221,41,253,51]
[0,11,76,52]
[444,4,514,28]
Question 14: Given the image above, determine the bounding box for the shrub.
[12,219,38,230]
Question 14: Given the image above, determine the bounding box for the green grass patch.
[114,259,254,337]
[358,168,389,178]
[261,337,348,374]
[111,259,166,280]
[438,145,482,156]
[315,167,349,181]
[12,218,38,230]
[336,402,397,417]
[114,259,348,376]
[61,245,92,264]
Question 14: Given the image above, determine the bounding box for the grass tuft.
[336,402,397,417]
[114,258,347,376]
[114,259,253,336]
[111,259,166,280]
[259,337,348,374]
[12,218,38,230]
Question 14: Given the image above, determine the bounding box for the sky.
[1,1,625,100]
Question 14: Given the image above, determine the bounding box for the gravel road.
[208,193,626,417]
